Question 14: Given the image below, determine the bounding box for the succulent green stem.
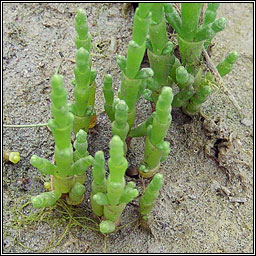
[31,191,62,209]
[48,74,73,149]
[75,8,91,51]
[118,3,153,129]
[30,156,57,176]
[216,51,239,77]
[52,173,87,194]
[180,3,202,41]
[71,47,96,134]
[175,66,195,89]
[128,114,154,137]
[182,72,214,115]
[70,155,93,176]
[67,182,86,205]
[99,220,116,234]
[168,57,181,83]
[71,9,97,134]
[125,4,152,78]
[90,151,107,216]
[184,85,212,114]
[46,74,74,177]
[140,87,173,178]
[172,85,194,108]
[73,129,89,162]
[202,3,220,27]
[202,3,221,49]
[103,74,115,121]
[195,18,226,42]
[119,72,153,129]
[107,136,128,204]
[147,3,174,102]
[149,3,168,54]
[164,3,182,35]
[177,35,205,66]
[139,173,163,219]
[112,99,129,153]
[150,87,173,146]
[93,136,138,234]
[172,66,195,107]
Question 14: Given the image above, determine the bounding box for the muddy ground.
[2,3,254,254]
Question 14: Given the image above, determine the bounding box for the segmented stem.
[73,130,89,162]
[140,87,173,177]
[139,173,163,218]
[91,151,107,216]
[103,74,115,121]
[112,99,129,152]
[92,136,138,233]
[216,51,239,77]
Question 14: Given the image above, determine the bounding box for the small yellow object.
[44,182,51,190]
[8,152,21,164]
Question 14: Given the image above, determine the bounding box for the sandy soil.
[2,3,253,253]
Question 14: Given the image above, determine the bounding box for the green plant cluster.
[145,3,239,116]
[29,3,238,235]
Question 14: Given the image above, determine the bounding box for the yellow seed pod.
[3,151,20,164]
[44,182,51,190]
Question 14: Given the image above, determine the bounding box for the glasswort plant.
[30,74,94,208]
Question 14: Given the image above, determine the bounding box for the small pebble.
[241,118,253,127]
[126,166,139,178]
[210,180,221,192]
[229,197,247,203]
